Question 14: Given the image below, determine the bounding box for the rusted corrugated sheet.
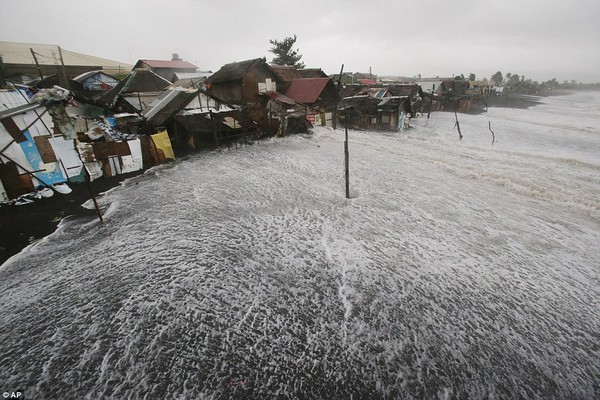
[92,141,131,159]
[285,78,331,104]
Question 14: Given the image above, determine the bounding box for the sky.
[1,0,599,83]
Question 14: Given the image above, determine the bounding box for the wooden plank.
[1,117,26,143]
[0,162,33,199]
[33,136,57,163]
[92,141,131,160]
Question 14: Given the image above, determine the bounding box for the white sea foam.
[1,92,599,399]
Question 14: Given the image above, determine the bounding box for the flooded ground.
[1,92,599,399]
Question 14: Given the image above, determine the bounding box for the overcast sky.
[2,0,599,82]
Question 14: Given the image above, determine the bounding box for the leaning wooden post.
[344,109,350,199]
[84,167,104,224]
[30,48,44,79]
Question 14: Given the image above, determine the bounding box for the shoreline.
[0,91,578,266]
[0,172,143,266]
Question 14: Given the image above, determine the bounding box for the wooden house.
[298,68,328,79]
[204,58,281,106]
[270,65,302,93]
[284,78,339,127]
[338,95,411,132]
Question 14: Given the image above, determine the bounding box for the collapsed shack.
[141,86,260,152]
[419,80,478,113]
[0,86,175,205]
[337,95,411,131]
[263,91,309,136]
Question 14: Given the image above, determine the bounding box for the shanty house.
[204,58,281,106]
[270,65,302,93]
[284,78,339,127]
[338,95,411,132]
[69,70,119,103]
[100,69,172,113]
[0,89,82,201]
[134,55,199,82]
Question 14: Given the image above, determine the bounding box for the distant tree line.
[470,71,600,94]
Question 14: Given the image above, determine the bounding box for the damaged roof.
[142,88,200,126]
[270,65,302,82]
[136,59,198,70]
[205,58,271,84]
[285,78,333,104]
[100,69,171,107]
[72,70,118,83]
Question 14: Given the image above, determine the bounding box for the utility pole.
[344,109,350,199]
[30,48,44,79]
[333,64,344,130]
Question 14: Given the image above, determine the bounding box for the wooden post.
[84,167,104,224]
[209,110,219,148]
[333,64,344,130]
[30,48,44,79]
[0,55,7,88]
[57,46,71,90]
[427,84,435,119]
[344,110,350,199]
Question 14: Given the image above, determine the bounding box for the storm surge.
[1,92,599,399]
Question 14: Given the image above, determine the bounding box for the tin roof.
[0,41,132,75]
[72,70,118,83]
[138,59,198,70]
[285,78,332,104]
[142,88,199,126]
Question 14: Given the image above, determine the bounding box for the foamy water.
[1,92,599,399]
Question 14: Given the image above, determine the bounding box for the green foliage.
[269,35,305,68]
[469,73,476,81]
[491,71,503,86]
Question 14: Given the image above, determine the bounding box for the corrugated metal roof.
[285,78,331,104]
[72,70,118,83]
[0,41,132,74]
[0,89,31,110]
[139,60,198,70]
[0,103,40,120]
[142,88,199,126]
[263,92,297,105]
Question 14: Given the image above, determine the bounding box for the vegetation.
[462,70,600,94]
[269,35,305,68]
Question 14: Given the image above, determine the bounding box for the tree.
[491,71,503,86]
[269,35,305,68]
[469,73,476,81]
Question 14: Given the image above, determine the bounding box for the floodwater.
[1,92,599,399]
